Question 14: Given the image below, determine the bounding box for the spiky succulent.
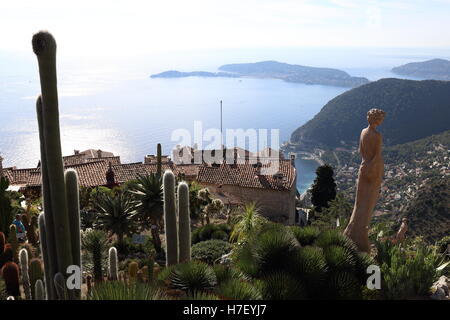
[168,261,217,293]
[216,278,262,300]
[260,272,306,300]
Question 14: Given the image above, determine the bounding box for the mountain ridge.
[290,78,450,149]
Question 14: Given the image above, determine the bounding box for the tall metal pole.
[220,100,223,148]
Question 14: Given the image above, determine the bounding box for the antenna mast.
[220,100,223,148]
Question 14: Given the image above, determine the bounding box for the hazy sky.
[2,0,450,57]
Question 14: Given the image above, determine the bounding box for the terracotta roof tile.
[86,156,121,165]
[197,159,296,191]
[112,163,179,183]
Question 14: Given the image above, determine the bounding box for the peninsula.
[392,58,450,80]
[151,60,370,88]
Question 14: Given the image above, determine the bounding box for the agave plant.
[290,225,321,246]
[323,245,357,272]
[88,281,166,300]
[81,229,109,283]
[185,290,220,300]
[216,278,262,300]
[230,203,268,243]
[260,272,306,300]
[327,271,362,300]
[212,264,242,285]
[168,261,217,293]
[128,174,163,252]
[94,190,137,243]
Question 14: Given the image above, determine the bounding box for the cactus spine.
[178,182,191,263]
[157,143,162,177]
[35,279,45,300]
[163,170,178,266]
[19,249,32,300]
[32,31,81,300]
[108,247,118,280]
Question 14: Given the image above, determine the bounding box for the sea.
[1,46,449,193]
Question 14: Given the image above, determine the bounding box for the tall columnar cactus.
[2,262,20,297]
[157,143,162,178]
[32,31,81,300]
[38,213,54,299]
[53,272,66,300]
[8,224,18,262]
[19,249,32,300]
[29,258,44,300]
[108,247,118,281]
[163,170,178,266]
[35,279,45,300]
[178,182,191,263]
[65,168,81,298]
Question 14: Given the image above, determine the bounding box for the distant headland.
[392,58,450,80]
[151,60,370,88]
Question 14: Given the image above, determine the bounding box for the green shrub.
[185,291,220,300]
[378,240,443,299]
[211,230,229,241]
[191,240,232,264]
[314,229,357,253]
[323,245,356,272]
[212,264,242,285]
[88,281,165,300]
[245,223,300,277]
[436,236,450,255]
[113,236,155,259]
[327,271,362,300]
[290,226,320,246]
[216,279,262,300]
[168,261,217,293]
[260,272,306,300]
[192,224,231,244]
[293,246,328,297]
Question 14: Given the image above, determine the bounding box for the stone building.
[3,147,298,224]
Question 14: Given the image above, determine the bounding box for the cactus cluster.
[163,171,191,267]
[32,31,81,300]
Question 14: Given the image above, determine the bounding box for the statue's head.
[367,108,386,126]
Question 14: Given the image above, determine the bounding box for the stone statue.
[392,217,408,245]
[344,108,386,252]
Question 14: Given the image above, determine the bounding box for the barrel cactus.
[1,262,20,297]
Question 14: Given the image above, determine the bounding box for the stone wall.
[201,182,296,225]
